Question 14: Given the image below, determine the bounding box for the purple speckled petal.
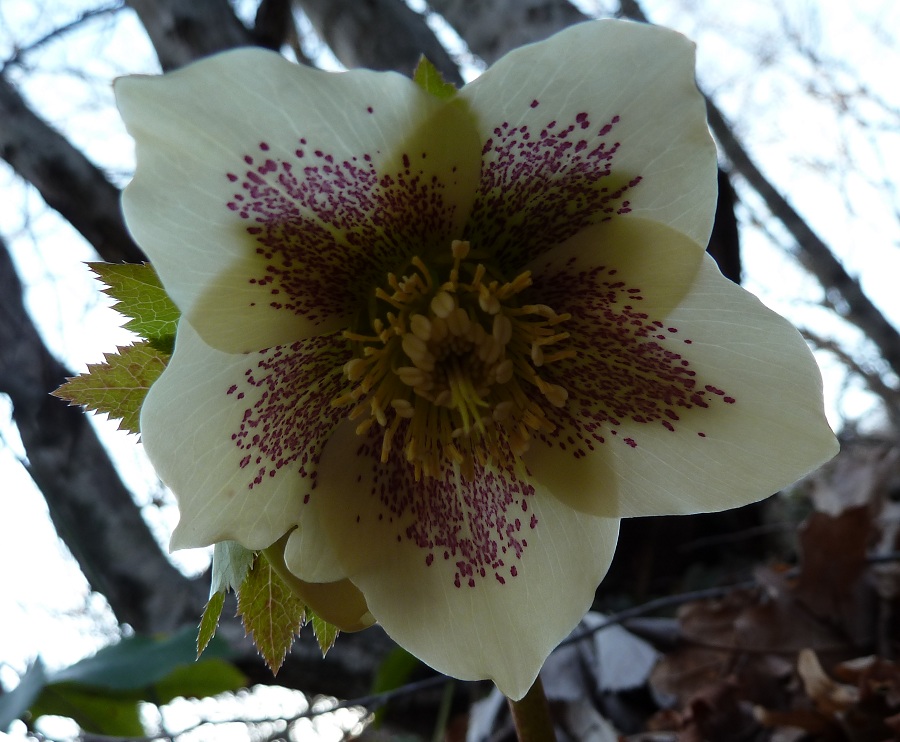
[459,20,716,271]
[522,219,838,517]
[288,420,619,701]
[140,319,348,551]
[118,49,481,353]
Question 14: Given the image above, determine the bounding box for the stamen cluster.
[335,240,574,479]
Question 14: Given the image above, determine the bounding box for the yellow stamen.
[335,240,573,480]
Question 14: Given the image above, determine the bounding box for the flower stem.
[507,676,556,741]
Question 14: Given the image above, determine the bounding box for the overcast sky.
[2,0,899,737]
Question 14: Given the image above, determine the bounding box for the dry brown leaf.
[798,649,859,715]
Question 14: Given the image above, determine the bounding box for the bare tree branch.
[802,328,900,430]
[0,76,142,264]
[0,1,402,711]
[296,0,463,83]
[125,0,256,70]
[427,0,589,64]
[1,3,125,74]
[704,98,900,383]
[616,0,900,390]
[0,236,202,633]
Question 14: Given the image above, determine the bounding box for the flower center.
[334,241,573,480]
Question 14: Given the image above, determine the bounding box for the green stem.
[431,679,455,742]
[507,676,556,741]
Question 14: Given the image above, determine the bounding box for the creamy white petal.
[523,220,838,517]
[460,19,716,271]
[118,48,481,352]
[287,421,620,700]
[140,320,346,550]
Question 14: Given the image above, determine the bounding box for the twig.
[616,0,900,390]
[801,327,900,429]
[1,2,124,74]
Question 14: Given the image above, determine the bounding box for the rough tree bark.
[428,0,589,61]
[125,0,256,70]
[296,0,464,84]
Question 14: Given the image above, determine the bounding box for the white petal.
[289,421,620,700]
[523,220,838,517]
[117,48,481,352]
[140,320,346,550]
[459,19,716,270]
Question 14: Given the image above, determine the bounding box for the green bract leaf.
[413,56,457,99]
[211,540,255,595]
[197,590,226,657]
[53,342,170,434]
[236,552,307,673]
[310,611,339,656]
[89,262,180,347]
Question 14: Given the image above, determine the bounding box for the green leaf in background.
[413,56,457,99]
[370,647,421,726]
[153,657,245,704]
[90,262,180,347]
[30,685,144,737]
[50,625,234,689]
[1,627,245,736]
[237,552,307,673]
[372,646,420,696]
[310,611,340,656]
[52,341,169,434]
[197,590,227,657]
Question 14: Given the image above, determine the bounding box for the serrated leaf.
[90,262,180,343]
[413,56,457,99]
[211,541,255,595]
[53,342,169,434]
[236,552,307,673]
[197,591,226,657]
[310,611,340,656]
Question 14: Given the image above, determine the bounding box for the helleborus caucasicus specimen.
[115,20,838,700]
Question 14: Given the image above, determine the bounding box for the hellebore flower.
[117,20,838,700]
